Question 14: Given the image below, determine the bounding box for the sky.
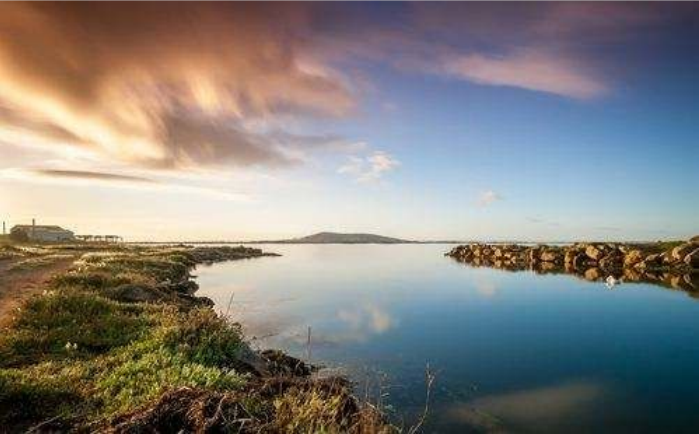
[0,2,698,242]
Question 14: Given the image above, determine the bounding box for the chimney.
[32,218,35,240]
[2,221,5,235]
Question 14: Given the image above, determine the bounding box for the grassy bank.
[0,245,392,433]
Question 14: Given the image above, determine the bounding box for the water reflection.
[445,381,605,433]
[448,255,699,298]
[337,303,396,337]
[195,244,699,432]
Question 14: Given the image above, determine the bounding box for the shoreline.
[0,244,392,432]
[446,237,699,294]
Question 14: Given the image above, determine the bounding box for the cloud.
[478,190,502,207]
[1,167,248,201]
[0,3,356,170]
[0,2,690,176]
[338,151,400,183]
[441,50,607,99]
[30,169,156,184]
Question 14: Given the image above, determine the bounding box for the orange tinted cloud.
[0,3,354,169]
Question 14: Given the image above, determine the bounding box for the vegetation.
[0,245,392,432]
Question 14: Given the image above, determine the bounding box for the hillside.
[286,232,410,244]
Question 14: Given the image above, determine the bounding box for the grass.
[0,246,392,432]
[0,296,248,426]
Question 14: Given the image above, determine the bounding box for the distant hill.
[285,232,411,244]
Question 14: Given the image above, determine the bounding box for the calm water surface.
[196,244,699,433]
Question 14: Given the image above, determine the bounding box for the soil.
[0,256,77,326]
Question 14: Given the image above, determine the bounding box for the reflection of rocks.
[584,268,603,282]
[447,237,699,297]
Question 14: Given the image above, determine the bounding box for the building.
[10,223,75,242]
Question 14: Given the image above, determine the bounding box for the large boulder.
[624,250,644,268]
[528,247,541,262]
[599,253,623,270]
[637,253,663,270]
[672,243,697,262]
[108,284,166,303]
[685,248,699,268]
[540,250,560,263]
[585,245,605,261]
[572,253,589,269]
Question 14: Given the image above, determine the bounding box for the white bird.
[605,275,621,289]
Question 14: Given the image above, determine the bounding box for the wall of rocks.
[446,237,699,293]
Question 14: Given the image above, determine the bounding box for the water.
[196,244,699,433]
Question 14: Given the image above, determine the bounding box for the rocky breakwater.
[446,236,699,294]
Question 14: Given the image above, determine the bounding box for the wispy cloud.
[478,190,502,207]
[441,50,607,99]
[338,151,400,183]
[1,168,249,202]
[30,169,156,184]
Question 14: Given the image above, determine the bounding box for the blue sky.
[0,2,697,241]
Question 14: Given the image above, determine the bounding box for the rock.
[672,243,696,261]
[233,345,272,376]
[624,250,644,268]
[685,248,699,268]
[659,252,675,265]
[109,284,166,303]
[585,245,605,261]
[540,251,560,263]
[261,349,314,377]
[528,248,541,262]
[572,253,589,269]
[638,253,663,270]
[564,249,581,264]
[690,235,699,244]
[599,253,623,270]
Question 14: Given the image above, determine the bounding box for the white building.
[11,224,75,242]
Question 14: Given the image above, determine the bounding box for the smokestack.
[2,221,5,235]
[32,218,35,240]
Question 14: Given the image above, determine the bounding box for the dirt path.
[0,256,77,326]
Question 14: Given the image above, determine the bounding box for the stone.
[109,284,165,303]
[585,245,605,261]
[528,248,541,262]
[572,253,589,269]
[624,250,644,268]
[540,251,560,262]
[599,253,623,270]
[639,253,663,269]
[685,248,699,268]
[673,243,698,262]
[564,249,579,264]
